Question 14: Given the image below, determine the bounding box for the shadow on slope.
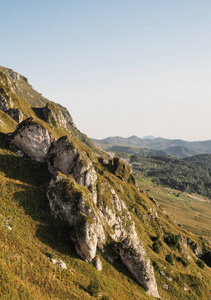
[13,181,142,287]
[31,107,46,121]
[0,154,51,186]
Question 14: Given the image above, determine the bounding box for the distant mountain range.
[91,135,211,158]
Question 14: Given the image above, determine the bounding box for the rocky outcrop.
[8,118,160,297]
[57,104,77,129]
[99,156,136,185]
[7,108,23,123]
[6,68,29,84]
[43,102,67,129]
[47,135,97,203]
[47,172,160,298]
[11,118,55,162]
[117,237,160,297]
[47,173,105,262]
[93,256,102,271]
[187,238,202,258]
[0,89,23,123]
[0,95,9,112]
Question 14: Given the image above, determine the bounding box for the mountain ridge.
[91,135,211,158]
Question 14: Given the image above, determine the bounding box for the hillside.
[123,154,211,199]
[91,136,211,158]
[0,67,211,299]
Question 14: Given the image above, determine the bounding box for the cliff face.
[10,117,160,297]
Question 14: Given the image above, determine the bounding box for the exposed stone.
[92,256,102,271]
[167,276,173,281]
[7,108,23,123]
[117,236,160,298]
[43,102,67,129]
[159,270,166,276]
[163,284,168,290]
[47,173,105,262]
[0,95,9,112]
[58,105,77,129]
[47,135,97,203]
[49,258,67,269]
[4,225,12,230]
[100,156,137,185]
[47,173,160,298]
[11,118,55,162]
[7,68,29,84]
[180,236,191,259]
[187,238,202,258]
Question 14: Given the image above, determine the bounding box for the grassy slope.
[1,136,211,299]
[0,136,152,300]
[136,174,211,237]
[0,68,211,299]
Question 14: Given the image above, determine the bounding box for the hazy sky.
[1,0,211,141]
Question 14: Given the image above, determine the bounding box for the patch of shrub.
[165,254,174,265]
[165,232,180,249]
[176,256,190,267]
[196,259,205,269]
[152,260,159,270]
[152,241,160,254]
[87,278,101,297]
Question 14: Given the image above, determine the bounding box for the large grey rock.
[117,236,160,298]
[47,174,105,262]
[47,136,97,203]
[92,256,102,271]
[12,118,55,162]
[47,173,160,298]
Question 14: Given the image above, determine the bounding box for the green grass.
[136,174,211,237]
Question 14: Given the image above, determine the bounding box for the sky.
[1,0,211,141]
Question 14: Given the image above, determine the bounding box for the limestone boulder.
[47,173,105,262]
[12,118,55,162]
[47,135,97,203]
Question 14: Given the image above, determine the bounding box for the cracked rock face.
[117,236,160,298]
[12,118,55,162]
[47,173,105,262]
[10,117,160,297]
[47,172,160,298]
[47,135,97,203]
